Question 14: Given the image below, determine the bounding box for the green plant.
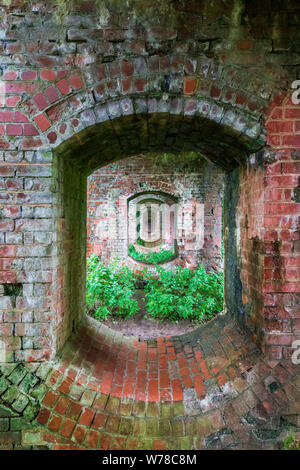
[86,256,224,325]
[152,151,205,169]
[128,244,176,265]
[144,265,224,322]
[86,255,139,320]
[136,237,145,247]
[283,435,300,450]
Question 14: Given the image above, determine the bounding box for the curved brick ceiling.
[55,112,265,174]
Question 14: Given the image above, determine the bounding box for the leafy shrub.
[86,256,224,324]
[86,255,139,320]
[128,244,176,265]
[283,435,300,450]
[144,265,224,322]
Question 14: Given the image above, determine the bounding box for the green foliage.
[136,237,145,247]
[128,244,176,265]
[283,435,300,450]
[153,152,204,168]
[86,257,224,324]
[144,265,224,322]
[86,255,139,320]
[3,283,22,297]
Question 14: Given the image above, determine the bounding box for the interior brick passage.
[0,315,298,450]
[86,154,223,271]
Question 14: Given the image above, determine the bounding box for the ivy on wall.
[151,152,207,169]
[128,244,177,265]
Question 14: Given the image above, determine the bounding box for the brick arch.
[16,54,271,168]
[54,111,264,175]
[3,57,296,364]
[37,63,269,354]
[127,189,179,203]
[49,87,300,365]
[46,84,269,361]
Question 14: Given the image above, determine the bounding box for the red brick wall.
[86,155,224,271]
[228,93,300,361]
[238,160,265,348]
[262,95,300,361]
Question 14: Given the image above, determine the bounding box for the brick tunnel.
[0,0,299,450]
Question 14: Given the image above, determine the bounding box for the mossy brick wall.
[0,0,298,362]
[87,155,224,271]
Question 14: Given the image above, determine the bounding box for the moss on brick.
[30,384,48,402]
[19,374,39,395]
[0,418,9,432]
[132,401,146,417]
[2,386,20,404]
[146,402,160,418]
[12,394,30,413]
[119,417,134,435]
[105,396,120,414]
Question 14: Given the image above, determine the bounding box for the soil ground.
[101,289,206,339]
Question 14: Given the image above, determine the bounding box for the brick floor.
[0,314,299,449]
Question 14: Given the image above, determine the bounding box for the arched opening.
[53,111,264,354]
[86,155,223,338]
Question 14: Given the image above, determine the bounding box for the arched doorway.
[52,109,264,355]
